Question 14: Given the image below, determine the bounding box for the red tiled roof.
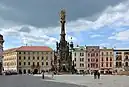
[16,46,53,51]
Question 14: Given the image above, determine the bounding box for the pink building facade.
[86,46,100,73]
[100,48,114,74]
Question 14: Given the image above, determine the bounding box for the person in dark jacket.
[42,71,44,79]
[97,70,100,79]
[94,70,97,79]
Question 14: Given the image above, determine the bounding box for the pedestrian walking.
[42,71,44,79]
[52,72,54,78]
[97,70,100,79]
[94,70,97,79]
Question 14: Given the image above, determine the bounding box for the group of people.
[94,70,100,79]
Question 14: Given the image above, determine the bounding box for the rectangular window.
[19,56,21,60]
[101,63,103,67]
[80,58,81,61]
[119,62,122,67]
[33,57,35,60]
[19,62,21,65]
[116,62,118,67]
[37,57,39,60]
[82,58,84,62]
[96,53,98,56]
[74,58,76,61]
[42,62,44,65]
[46,62,48,66]
[80,53,81,56]
[88,59,90,62]
[42,57,44,60]
[33,62,35,65]
[96,64,98,68]
[82,53,84,56]
[110,57,112,61]
[28,57,30,60]
[96,59,98,62]
[19,52,21,54]
[106,57,108,61]
[28,62,30,65]
[82,63,84,67]
[24,57,26,60]
[110,52,112,55]
[37,62,39,66]
[102,57,103,61]
[24,62,26,65]
[110,63,112,67]
[106,63,108,67]
[88,64,90,67]
[80,63,81,67]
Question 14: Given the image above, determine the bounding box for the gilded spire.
[60,9,66,22]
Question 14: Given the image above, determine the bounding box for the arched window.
[125,62,128,66]
[125,56,128,60]
[23,69,26,74]
[28,69,30,74]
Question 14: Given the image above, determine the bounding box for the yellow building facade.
[100,48,114,74]
[3,46,54,74]
[3,48,17,71]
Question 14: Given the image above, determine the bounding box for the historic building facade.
[3,46,54,74]
[114,49,129,73]
[86,46,100,73]
[3,48,17,71]
[72,46,86,73]
[100,48,114,74]
[0,34,4,74]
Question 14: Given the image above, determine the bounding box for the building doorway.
[23,69,26,74]
[19,69,22,74]
[33,69,38,74]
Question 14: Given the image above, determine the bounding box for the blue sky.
[0,0,129,50]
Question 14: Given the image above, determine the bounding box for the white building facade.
[72,46,87,73]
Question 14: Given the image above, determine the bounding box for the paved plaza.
[0,75,85,87]
[1,74,129,87]
[35,74,129,87]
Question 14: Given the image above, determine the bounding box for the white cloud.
[0,0,129,49]
[108,30,129,41]
[90,34,102,38]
